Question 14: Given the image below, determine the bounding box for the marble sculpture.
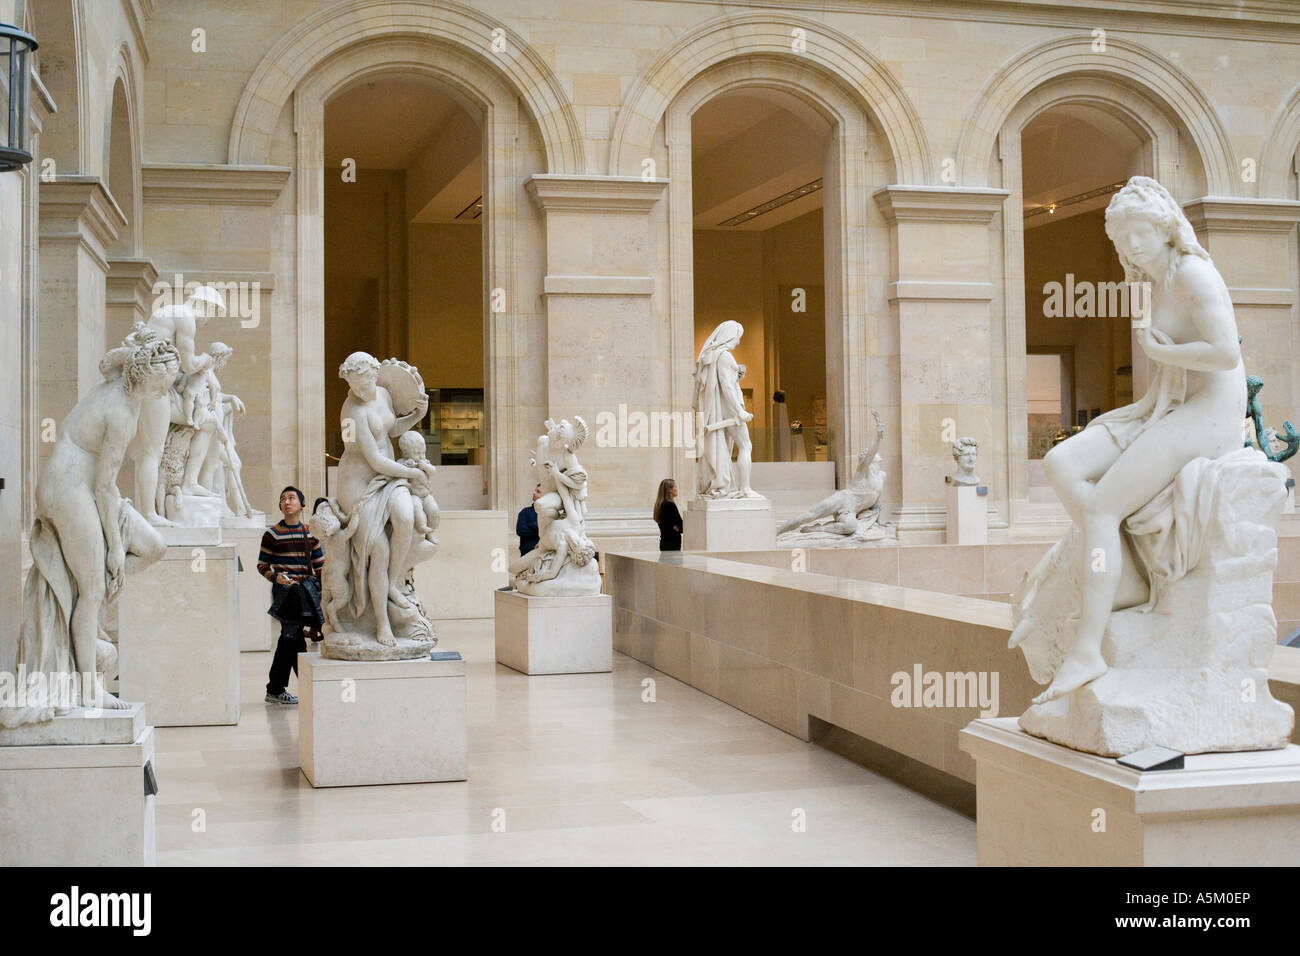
[777,411,896,547]
[1009,176,1294,756]
[2,326,178,727]
[949,437,980,486]
[125,285,227,526]
[510,416,601,596]
[161,340,258,525]
[316,352,439,660]
[694,320,763,499]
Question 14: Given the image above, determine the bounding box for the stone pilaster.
[37,177,126,459]
[524,174,669,527]
[873,185,1008,538]
[1184,198,1300,482]
[105,257,159,346]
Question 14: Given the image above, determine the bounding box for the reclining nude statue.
[1010,176,1294,755]
[2,326,177,727]
[777,410,895,546]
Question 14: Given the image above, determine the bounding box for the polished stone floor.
[154,619,975,865]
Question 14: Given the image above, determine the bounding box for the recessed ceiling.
[324,75,469,170]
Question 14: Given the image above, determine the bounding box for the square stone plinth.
[683,497,776,551]
[0,705,156,866]
[494,590,612,675]
[946,483,987,545]
[960,718,1300,866]
[221,516,273,651]
[117,544,240,727]
[299,653,467,788]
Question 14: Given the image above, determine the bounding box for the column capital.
[872,185,1009,224]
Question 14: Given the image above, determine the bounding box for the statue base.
[961,718,1300,866]
[320,631,437,661]
[220,514,272,651]
[514,559,601,598]
[684,497,775,551]
[494,589,612,674]
[0,703,156,865]
[945,483,987,545]
[299,652,467,787]
[117,544,241,727]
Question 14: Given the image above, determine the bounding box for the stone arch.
[34,0,86,172]
[658,55,889,482]
[104,43,141,256]
[227,0,585,174]
[609,11,932,183]
[1260,82,1300,198]
[994,74,1182,511]
[956,34,1236,196]
[280,32,549,502]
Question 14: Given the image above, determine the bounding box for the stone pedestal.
[411,510,508,618]
[960,717,1300,866]
[494,589,612,675]
[221,515,272,651]
[946,483,987,545]
[117,543,240,727]
[684,497,776,551]
[299,653,467,787]
[0,704,156,866]
[157,524,222,547]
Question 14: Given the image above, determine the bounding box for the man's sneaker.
[265,692,298,705]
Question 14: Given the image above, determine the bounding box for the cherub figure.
[396,430,440,541]
[535,416,589,521]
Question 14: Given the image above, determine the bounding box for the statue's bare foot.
[180,483,219,498]
[376,629,398,647]
[147,515,177,527]
[97,691,131,710]
[1032,651,1107,705]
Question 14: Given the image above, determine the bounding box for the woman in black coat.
[654,478,683,551]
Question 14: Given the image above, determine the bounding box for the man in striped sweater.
[258,486,325,704]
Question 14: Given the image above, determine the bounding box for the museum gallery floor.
[154,621,974,866]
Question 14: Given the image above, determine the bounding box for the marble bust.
[2,326,176,727]
[317,352,439,660]
[1009,176,1293,755]
[949,437,979,486]
[510,416,601,596]
[693,320,763,499]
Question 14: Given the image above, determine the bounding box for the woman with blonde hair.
[653,478,683,551]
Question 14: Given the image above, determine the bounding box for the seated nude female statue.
[1027,176,1245,704]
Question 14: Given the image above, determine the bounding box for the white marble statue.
[1009,176,1294,755]
[949,437,979,486]
[161,341,256,524]
[694,320,763,499]
[510,416,601,596]
[1,326,178,727]
[777,411,896,547]
[125,284,227,526]
[317,352,438,660]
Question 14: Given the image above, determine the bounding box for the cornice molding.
[38,178,128,268]
[1183,196,1300,234]
[873,185,1009,224]
[141,163,291,206]
[525,175,669,214]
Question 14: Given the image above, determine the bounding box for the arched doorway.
[322,73,488,507]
